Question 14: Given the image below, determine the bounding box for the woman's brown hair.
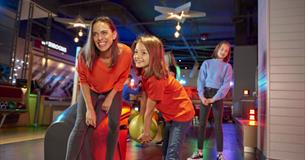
[211,40,231,63]
[131,35,168,79]
[80,16,119,70]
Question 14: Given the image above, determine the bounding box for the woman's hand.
[138,131,152,144]
[102,94,113,112]
[85,108,96,128]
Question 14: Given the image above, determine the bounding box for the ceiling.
[31,0,258,68]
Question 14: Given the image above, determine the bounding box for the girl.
[65,16,132,160]
[132,35,195,160]
[188,41,233,160]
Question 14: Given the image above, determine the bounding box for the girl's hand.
[86,108,96,128]
[138,132,152,144]
[102,94,113,112]
[200,97,209,106]
[206,98,215,104]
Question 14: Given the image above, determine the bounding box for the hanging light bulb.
[176,22,181,31]
[74,37,79,43]
[78,30,83,37]
[174,31,180,38]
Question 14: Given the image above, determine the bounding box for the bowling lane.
[0,123,256,160]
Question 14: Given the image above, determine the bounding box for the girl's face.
[217,44,230,60]
[133,42,150,68]
[92,21,117,52]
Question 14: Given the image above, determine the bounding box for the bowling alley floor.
[0,123,257,160]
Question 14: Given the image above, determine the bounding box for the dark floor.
[0,123,256,160]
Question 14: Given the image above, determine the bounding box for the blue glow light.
[53,113,65,123]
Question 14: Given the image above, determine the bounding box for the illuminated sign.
[41,41,67,53]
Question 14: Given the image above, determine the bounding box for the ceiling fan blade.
[75,16,91,27]
[154,6,174,14]
[66,26,75,29]
[74,17,84,23]
[54,16,90,28]
[186,11,206,18]
[154,15,168,21]
[53,17,75,24]
[174,2,191,13]
[82,20,91,26]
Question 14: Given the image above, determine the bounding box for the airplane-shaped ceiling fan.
[154,2,206,23]
[53,15,91,29]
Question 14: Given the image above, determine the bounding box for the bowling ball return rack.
[0,85,26,128]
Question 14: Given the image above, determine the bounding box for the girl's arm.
[80,83,96,128]
[139,97,157,143]
[210,64,233,103]
[139,91,147,116]
[197,62,208,105]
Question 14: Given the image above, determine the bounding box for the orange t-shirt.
[142,75,195,122]
[76,43,132,93]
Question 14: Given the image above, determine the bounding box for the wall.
[258,0,305,159]
[257,0,269,158]
[233,45,258,117]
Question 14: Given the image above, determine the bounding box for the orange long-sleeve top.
[76,43,132,93]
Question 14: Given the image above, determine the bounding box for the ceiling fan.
[154,2,206,23]
[53,15,91,29]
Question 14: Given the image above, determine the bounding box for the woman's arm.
[102,88,117,112]
[103,45,132,112]
[80,83,96,128]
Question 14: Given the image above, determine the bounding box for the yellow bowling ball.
[128,109,139,124]
[152,123,164,143]
[128,115,158,143]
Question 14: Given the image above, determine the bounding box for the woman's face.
[217,44,230,60]
[92,21,117,52]
[133,42,150,68]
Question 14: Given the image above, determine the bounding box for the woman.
[132,35,195,160]
[65,16,132,160]
[188,41,233,160]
